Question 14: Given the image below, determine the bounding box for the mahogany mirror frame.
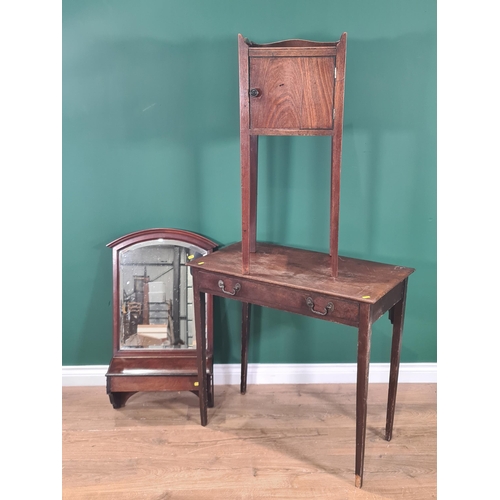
[105,228,217,409]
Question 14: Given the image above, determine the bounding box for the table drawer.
[197,271,359,327]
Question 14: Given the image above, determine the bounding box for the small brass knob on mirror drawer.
[249,88,261,97]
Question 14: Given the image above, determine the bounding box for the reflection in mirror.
[118,239,206,350]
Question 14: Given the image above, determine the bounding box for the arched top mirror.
[108,229,217,353]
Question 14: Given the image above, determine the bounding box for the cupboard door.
[249,56,334,131]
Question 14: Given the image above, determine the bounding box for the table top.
[188,242,414,304]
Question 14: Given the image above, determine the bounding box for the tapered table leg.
[355,303,373,488]
[386,278,408,441]
[208,373,214,408]
[240,302,251,394]
[194,282,208,426]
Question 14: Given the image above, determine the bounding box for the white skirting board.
[62,363,436,387]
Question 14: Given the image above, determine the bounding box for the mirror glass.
[118,239,206,350]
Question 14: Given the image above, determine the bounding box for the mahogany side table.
[188,242,414,488]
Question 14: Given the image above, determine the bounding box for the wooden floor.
[62,384,436,499]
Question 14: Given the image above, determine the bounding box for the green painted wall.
[62,0,436,366]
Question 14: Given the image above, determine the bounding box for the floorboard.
[62,384,436,499]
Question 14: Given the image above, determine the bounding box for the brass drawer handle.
[306,297,334,316]
[218,280,241,296]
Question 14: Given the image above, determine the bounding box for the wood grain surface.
[63,383,436,499]
[249,56,334,130]
[188,242,414,304]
